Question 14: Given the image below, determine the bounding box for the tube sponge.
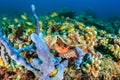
[75,47,84,69]
[31,4,40,35]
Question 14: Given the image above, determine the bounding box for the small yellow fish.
[39,20,43,31]
[26,21,32,26]
[21,13,27,20]
[79,22,85,30]
[14,18,19,23]
[45,16,49,20]
[59,25,68,30]
[51,12,58,17]
[67,27,74,33]
[3,17,7,20]
[48,20,54,26]
[27,28,34,33]
[79,22,85,27]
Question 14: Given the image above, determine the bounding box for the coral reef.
[0,4,120,80]
[0,4,68,80]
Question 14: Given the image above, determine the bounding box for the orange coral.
[53,44,71,56]
[61,50,78,59]
[45,35,71,56]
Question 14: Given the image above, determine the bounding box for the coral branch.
[18,44,36,53]
[31,33,53,62]
[31,4,40,35]
[0,30,39,75]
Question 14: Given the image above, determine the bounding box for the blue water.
[0,0,120,18]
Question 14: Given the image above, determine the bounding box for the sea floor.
[0,11,120,80]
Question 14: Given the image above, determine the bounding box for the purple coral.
[31,4,40,35]
[0,31,38,75]
[75,47,84,69]
[0,4,68,80]
[30,5,68,79]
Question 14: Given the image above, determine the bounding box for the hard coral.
[81,57,101,77]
